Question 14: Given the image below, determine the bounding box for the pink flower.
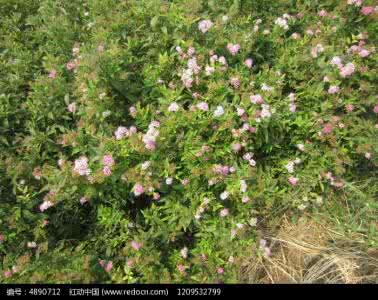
[48,69,57,78]
[311,44,324,58]
[129,106,137,118]
[218,56,227,66]
[40,200,53,212]
[227,43,240,56]
[0,234,4,242]
[115,126,129,140]
[187,47,195,56]
[219,208,229,217]
[232,143,242,152]
[242,196,250,203]
[105,261,113,273]
[339,63,355,78]
[359,49,370,57]
[230,77,240,89]
[217,267,224,275]
[361,6,374,15]
[177,264,186,275]
[131,241,142,251]
[153,192,160,200]
[67,103,76,113]
[103,154,114,167]
[3,270,12,278]
[318,9,328,17]
[133,183,144,196]
[103,166,112,176]
[168,102,180,112]
[244,58,253,68]
[289,103,296,112]
[127,259,134,268]
[288,177,299,186]
[196,102,209,111]
[330,56,343,68]
[198,20,213,33]
[322,123,333,134]
[66,61,76,71]
[73,156,91,176]
[373,105,378,114]
[250,94,264,104]
[328,85,340,94]
[79,197,87,205]
[345,104,354,112]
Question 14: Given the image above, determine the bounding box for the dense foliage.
[0,0,377,283]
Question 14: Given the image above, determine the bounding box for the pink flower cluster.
[114,126,137,140]
[73,156,91,176]
[131,240,142,251]
[361,6,375,15]
[325,172,344,189]
[198,19,213,33]
[311,44,324,58]
[102,154,114,176]
[99,260,113,273]
[133,183,144,196]
[227,43,240,56]
[339,62,355,78]
[288,93,296,112]
[40,200,53,212]
[213,164,231,176]
[229,77,240,89]
[142,121,160,151]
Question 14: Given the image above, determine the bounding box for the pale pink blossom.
[250,94,264,104]
[115,126,129,140]
[129,106,137,117]
[48,69,57,78]
[339,63,355,78]
[227,43,240,56]
[3,270,12,278]
[361,6,374,15]
[219,208,229,217]
[197,102,209,111]
[40,200,53,212]
[198,20,213,33]
[103,166,112,176]
[346,104,354,112]
[168,102,180,112]
[67,102,76,113]
[288,177,299,186]
[244,58,253,68]
[80,197,88,205]
[133,183,144,196]
[328,85,340,94]
[230,77,240,89]
[66,61,76,71]
[242,196,250,203]
[131,241,142,251]
[103,154,114,167]
[73,156,91,176]
[105,261,113,273]
[359,49,370,57]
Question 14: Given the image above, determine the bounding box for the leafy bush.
[0,0,377,283]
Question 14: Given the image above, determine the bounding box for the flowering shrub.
[0,0,377,283]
